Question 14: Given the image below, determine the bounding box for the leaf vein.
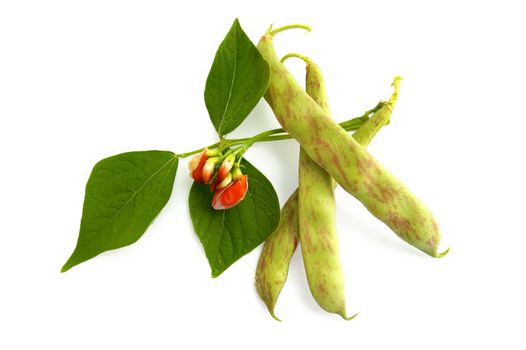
[217,28,238,135]
[99,157,175,236]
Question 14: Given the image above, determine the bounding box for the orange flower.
[210,154,236,191]
[212,175,248,210]
[201,157,220,184]
[215,172,233,190]
[188,149,221,183]
[188,149,209,182]
[216,154,236,183]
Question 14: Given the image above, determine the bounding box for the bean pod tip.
[435,245,450,258]
[342,311,360,321]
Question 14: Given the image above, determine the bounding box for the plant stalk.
[176,103,384,159]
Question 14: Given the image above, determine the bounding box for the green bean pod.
[298,60,349,318]
[257,29,443,257]
[352,77,400,148]
[255,192,299,321]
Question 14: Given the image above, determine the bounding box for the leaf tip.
[61,250,84,273]
[60,262,71,273]
[231,18,241,32]
[342,312,360,321]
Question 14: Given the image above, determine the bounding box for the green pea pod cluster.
[255,26,447,320]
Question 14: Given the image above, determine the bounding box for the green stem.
[339,101,383,129]
[177,141,220,158]
[389,76,402,109]
[245,128,284,146]
[268,24,311,37]
[176,104,384,159]
[281,53,312,64]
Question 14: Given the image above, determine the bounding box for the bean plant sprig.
[61,18,448,320]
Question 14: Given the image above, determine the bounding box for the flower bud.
[216,154,236,183]
[202,157,220,184]
[188,155,200,172]
[206,149,220,157]
[188,149,209,182]
[212,175,248,210]
[231,166,243,180]
[215,172,233,190]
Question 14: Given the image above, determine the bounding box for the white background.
[1,0,525,348]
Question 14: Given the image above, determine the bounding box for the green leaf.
[62,151,178,272]
[189,158,280,277]
[204,18,270,136]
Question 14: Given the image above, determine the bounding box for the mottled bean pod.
[257,27,444,258]
[255,192,299,320]
[298,58,350,319]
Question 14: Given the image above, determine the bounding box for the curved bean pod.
[257,28,443,257]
